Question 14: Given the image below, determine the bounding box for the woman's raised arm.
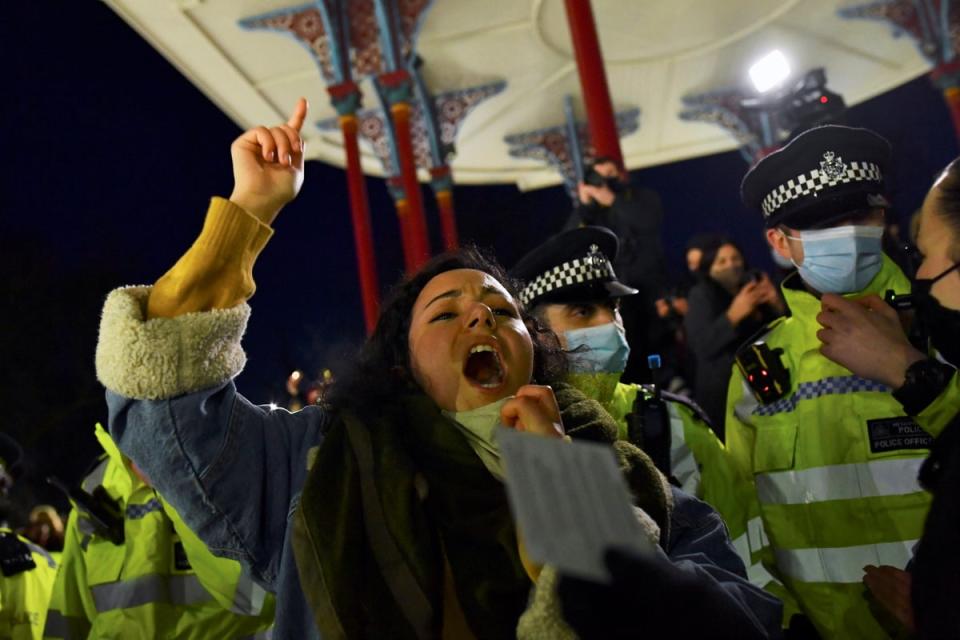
[147,99,308,319]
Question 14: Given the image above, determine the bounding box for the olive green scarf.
[292,383,670,639]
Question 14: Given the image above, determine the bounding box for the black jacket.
[913,416,960,638]
[683,277,779,437]
[564,187,668,298]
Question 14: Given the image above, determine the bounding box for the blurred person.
[681,232,716,293]
[0,433,57,640]
[815,158,960,638]
[92,99,766,638]
[684,237,784,435]
[20,506,64,559]
[564,157,670,383]
[42,424,275,639]
[728,125,946,639]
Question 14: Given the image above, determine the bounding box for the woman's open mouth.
[463,344,505,389]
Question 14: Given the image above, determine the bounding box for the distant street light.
[749,50,791,93]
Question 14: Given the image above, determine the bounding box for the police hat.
[741,125,891,230]
[510,226,638,308]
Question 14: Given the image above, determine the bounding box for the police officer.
[730,125,941,639]
[0,433,57,640]
[510,227,738,517]
[511,226,784,637]
[42,424,275,639]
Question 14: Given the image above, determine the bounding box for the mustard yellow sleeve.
[147,197,273,319]
[517,532,542,582]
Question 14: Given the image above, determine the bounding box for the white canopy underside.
[105,0,930,191]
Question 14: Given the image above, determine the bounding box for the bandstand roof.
[103,0,931,190]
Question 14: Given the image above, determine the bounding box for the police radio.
[736,342,790,405]
[626,355,673,478]
[49,476,124,545]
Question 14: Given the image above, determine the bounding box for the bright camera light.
[749,50,790,93]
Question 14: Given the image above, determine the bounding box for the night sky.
[2,1,958,516]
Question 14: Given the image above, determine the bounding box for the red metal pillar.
[329,82,379,334]
[931,62,960,146]
[563,0,624,170]
[942,86,960,144]
[430,166,458,250]
[380,70,431,271]
[393,195,418,273]
[435,191,458,250]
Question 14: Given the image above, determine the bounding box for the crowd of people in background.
[2,97,959,640]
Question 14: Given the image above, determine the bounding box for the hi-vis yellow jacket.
[0,529,57,640]
[43,425,275,639]
[725,256,956,639]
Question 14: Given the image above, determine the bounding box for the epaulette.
[80,454,110,493]
[735,320,790,405]
[0,531,36,577]
[659,390,713,426]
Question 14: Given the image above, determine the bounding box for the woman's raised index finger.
[287,97,309,132]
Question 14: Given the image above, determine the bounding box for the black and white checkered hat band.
[519,254,616,306]
[761,161,883,218]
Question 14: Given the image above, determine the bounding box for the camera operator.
[816,158,960,638]
[684,237,784,436]
[565,157,670,383]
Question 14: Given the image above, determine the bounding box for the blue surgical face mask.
[786,225,884,294]
[564,321,630,374]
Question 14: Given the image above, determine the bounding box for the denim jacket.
[98,286,780,638]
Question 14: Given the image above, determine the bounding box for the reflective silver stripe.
[736,535,778,588]
[747,516,769,553]
[230,571,267,616]
[731,517,776,588]
[775,539,917,584]
[24,539,57,568]
[668,406,700,496]
[81,459,109,492]
[732,517,770,560]
[91,574,213,612]
[43,609,88,640]
[731,530,751,565]
[757,458,925,505]
[745,556,778,588]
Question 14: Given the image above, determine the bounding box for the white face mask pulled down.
[443,398,509,481]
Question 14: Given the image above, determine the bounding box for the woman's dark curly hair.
[326,245,567,418]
